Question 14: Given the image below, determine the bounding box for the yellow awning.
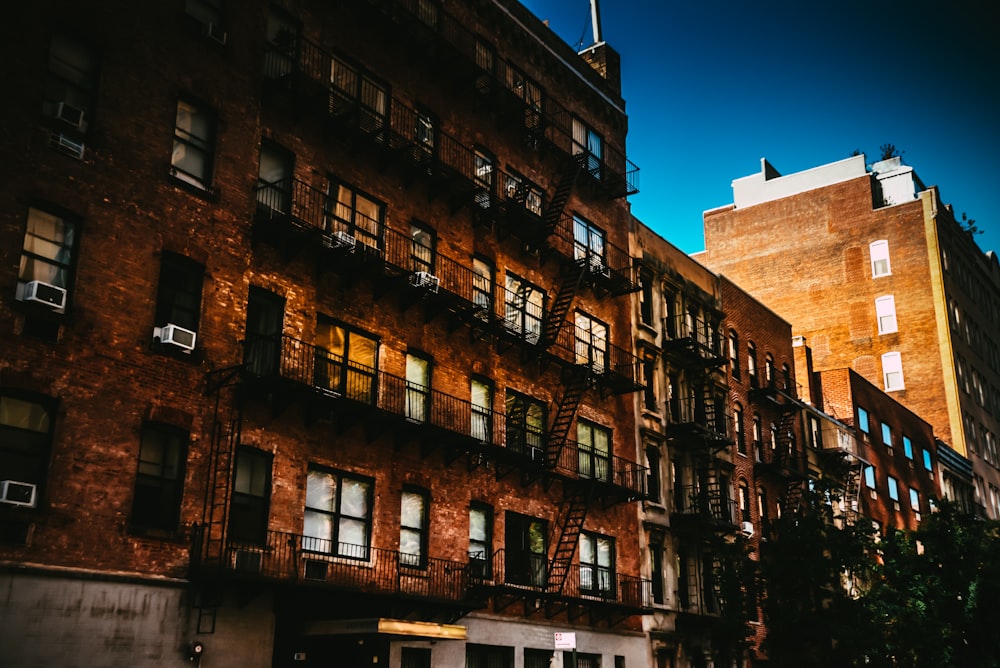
[302,618,467,641]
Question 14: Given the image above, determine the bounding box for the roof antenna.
[590,0,603,44]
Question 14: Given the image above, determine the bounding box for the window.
[503,63,542,132]
[405,353,431,423]
[473,148,495,209]
[400,488,428,567]
[577,420,611,482]
[401,647,431,668]
[870,240,891,277]
[909,488,920,512]
[505,512,546,587]
[580,532,615,597]
[808,415,822,449]
[471,378,493,443]
[903,435,914,460]
[747,342,758,388]
[410,222,435,274]
[858,407,870,438]
[469,503,492,578]
[525,649,554,668]
[566,653,601,668]
[16,206,78,315]
[43,33,98,139]
[728,330,740,379]
[131,423,187,531]
[314,319,378,403]
[649,540,664,604]
[864,465,876,490]
[734,404,746,455]
[170,99,215,189]
[575,311,608,373]
[923,448,933,472]
[330,181,383,250]
[764,353,775,386]
[0,391,56,505]
[881,422,894,449]
[229,447,271,545]
[752,414,763,459]
[502,171,543,216]
[639,271,654,326]
[875,295,898,334]
[573,214,606,271]
[888,476,900,508]
[737,481,752,523]
[645,445,661,503]
[263,9,300,79]
[572,117,604,179]
[505,391,546,460]
[504,274,544,344]
[244,287,285,378]
[472,258,494,319]
[414,109,437,163]
[256,141,294,216]
[467,644,514,668]
[882,352,905,391]
[642,358,657,411]
[154,253,204,350]
[303,467,372,558]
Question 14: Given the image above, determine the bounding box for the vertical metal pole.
[590,0,603,44]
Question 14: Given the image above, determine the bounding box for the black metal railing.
[216,532,473,604]
[671,485,738,526]
[241,335,647,496]
[663,313,725,368]
[478,549,652,611]
[668,395,732,441]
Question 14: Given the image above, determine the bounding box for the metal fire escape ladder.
[539,264,587,351]
[542,159,582,237]
[841,459,863,525]
[775,408,798,469]
[547,487,590,595]
[546,367,589,468]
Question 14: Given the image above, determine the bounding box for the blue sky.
[522,0,1000,256]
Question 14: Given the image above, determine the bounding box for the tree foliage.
[762,490,1000,666]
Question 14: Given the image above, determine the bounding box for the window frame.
[303,466,374,560]
[228,446,272,545]
[503,273,545,344]
[504,390,546,460]
[882,351,905,391]
[870,240,891,277]
[154,252,205,342]
[328,179,384,250]
[574,310,608,373]
[0,390,58,506]
[571,116,604,180]
[471,376,494,443]
[469,502,493,578]
[400,486,429,568]
[577,419,611,482]
[314,317,380,403]
[875,295,898,334]
[16,205,80,315]
[579,531,616,598]
[170,97,217,190]
[130,422,188,533]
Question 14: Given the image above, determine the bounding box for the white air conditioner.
[326,230,356,251]
[203,22,228,45]
[54,101,86,129]
[410,271,440,293]
[0,480,37,507]
[154,323,197,352]
[49,132,85,159]
[24,280,67,309]
[740,521,755,537]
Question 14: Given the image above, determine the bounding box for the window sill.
[168,172,220,203]
[149,340,206,364]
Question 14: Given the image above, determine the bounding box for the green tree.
[759,477,878,667]
[861,501,1000,667]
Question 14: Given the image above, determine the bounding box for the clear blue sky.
[522,0,1000,256]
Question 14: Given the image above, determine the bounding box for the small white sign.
[554,632,577,649]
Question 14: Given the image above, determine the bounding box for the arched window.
[728,330,740,380]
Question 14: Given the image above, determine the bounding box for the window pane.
[341,478,370,517]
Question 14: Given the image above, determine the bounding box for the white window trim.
[870,240,891,278]
[882,351,905,391]
[875,295,898,334]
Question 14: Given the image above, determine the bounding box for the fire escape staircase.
[545,367,589,469]
[542,159,582,239]
[546,487,590,597]
[538,264,587,352]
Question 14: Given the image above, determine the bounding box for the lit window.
[875,295,898,334]
[16,206,78,315]
[572,117,604,179]
[870,240,891,277]
[580,532,615,597]
[882,352,905,391]
[0,392,56,508]
[505,390,546,460]
[575,311,608,373]
[171,99,216,189]
[573,214,606,272]
[577,420,611,482]
[504,274,544,344]
[303,467,372,558]
[400,488,429,567]
[471,378,493,443]
[469,503,492,578]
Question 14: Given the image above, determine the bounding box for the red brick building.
[700,155,1000,520]
[0,1,651,665]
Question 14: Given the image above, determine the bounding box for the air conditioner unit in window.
[0,480,37,507]
[24,280,67,309]
[54,101,86,129]
[410,271,440,293]
[588,254,610,277]
[154,323,197,352]
[740,521,755,537]
[231,549,262,573]
[325,230,356,251]
[49,132,85,159]
[203,22,228,45]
